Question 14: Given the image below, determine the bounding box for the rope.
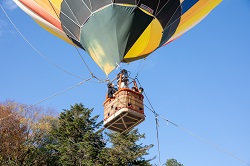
[136,77,250,166]
[154,115,161,166]
[134,60,143,79]
[74,46,93,76]
[136,79,157,114]
[34,78,91,105]
[0,78,92,122]
[73,45,106,83]
[143,102,250,165]
[135,78,161,166]
[0,4,83,80]
[159,115,250,166]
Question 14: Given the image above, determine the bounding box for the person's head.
[117,73,121,79]
[139,87,144,93]
[121,69,126,74]
[123,78,129,83]
[108,83,114,88]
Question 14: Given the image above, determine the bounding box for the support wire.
[136,78,161,166]
[0,4,83,80]
[158,115,250,166]
[143,100,250,166]
[0,78,92,122]
[136,78,250,166]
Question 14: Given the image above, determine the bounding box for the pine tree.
[165,158,183,166]
[99,129,153,166]
[49,103,105,166]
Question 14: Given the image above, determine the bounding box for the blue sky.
[0,0,250,165]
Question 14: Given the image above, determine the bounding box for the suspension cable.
[143,100,250,165]
[159,115,250,166]
[74,46,106,83]
[135,78,161,166]
[74,46,93,75]
[0,78,92,122]
[0,4,83,80]
[154,115,161,166]
[136,79,157,115]
[134,59,145,79]
[134,56,153,80]
[136,77,250,166]
[143,99,250,166]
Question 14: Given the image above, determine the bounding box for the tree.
[0,100,58,166]
[0,102,28,166]
[1,101,154,165]
[23,114,60,166]
[99,129,154,166]
[165,158,183,166]
[49,103,105,166]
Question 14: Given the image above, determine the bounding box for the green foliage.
[99,129,154,166]
[49,103,105,166]
[0,102,28,166]
[165,158,183,166]
[23,117,60,166]
[0,101,58,166]
[1,101,155,166]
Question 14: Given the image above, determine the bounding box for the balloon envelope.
[14,0,222,75]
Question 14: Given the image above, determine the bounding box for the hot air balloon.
[13,0,222,75]
[13,0,222,133]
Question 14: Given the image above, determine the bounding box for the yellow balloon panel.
[35,19,74,45]
[33,0,62,19]
[169,0,222,42]
[124,19,162,61]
